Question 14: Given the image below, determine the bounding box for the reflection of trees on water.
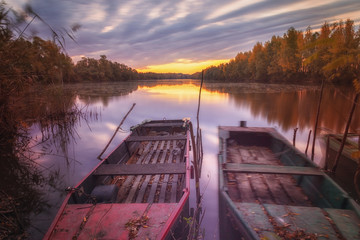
[69,80,201,106]
[227,91,316,131]
[234,88,360,132]
[67,82,139,106]
[0,113,45,239]
[204,83,360,133]
[0,85,93,238]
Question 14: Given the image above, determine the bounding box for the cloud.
[8,0,360,72]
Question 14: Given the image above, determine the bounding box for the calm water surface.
[29,80,360,239]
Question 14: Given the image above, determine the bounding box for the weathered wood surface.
[140,122,185,128]
[219,126,278,133]
[171,147,182,202]
[219,127,360,240]
[112,135,186,204]
[126,135,186,142]
[116,141,153,202]
[223,163,322,176]
[225,145,312,206]
[159,140,176,203]
[125,141,160,203]
[147,141,170,203]
[94,162,186,176]
[234,203,341,239]
[136,141,165,203]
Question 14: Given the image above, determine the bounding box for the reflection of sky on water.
[31,80,326,239]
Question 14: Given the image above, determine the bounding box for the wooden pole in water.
[331,93,359,172]
[196,71,203,128]
[293,127,298,147]
[324,134,330,170]
[97,103,136,160]
[311,79,325,161]
[196,71,204,166]
[305,130,312,156]
[354,132,360,199]
[189,121,201,204]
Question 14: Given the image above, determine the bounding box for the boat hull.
[323,134,360,200]
[44,119,191,240]
[218,126,360,240]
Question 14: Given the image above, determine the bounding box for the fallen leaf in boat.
[83,217,87,222]
[318,234,329,238]
[341,214,350,217]
[281,212,299,218]
[351,151,360,158]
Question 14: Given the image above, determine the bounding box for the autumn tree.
[279,27,302,80]
[322,19,359,82]
[249,42,268,81]
[266,36,283,81]
[204,19,359,84]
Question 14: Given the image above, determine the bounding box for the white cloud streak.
[8,0,360,70]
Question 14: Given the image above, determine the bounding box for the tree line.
[74,55,195,82]
[0,5,194,89]
[204,19,360,84]
[1,33,194,85]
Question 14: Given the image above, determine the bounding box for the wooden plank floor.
[109,135,186,204]
[226,144,312,206]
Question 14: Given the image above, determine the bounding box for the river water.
[27,79,360,239]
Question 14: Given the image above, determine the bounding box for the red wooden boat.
[44,119,191,240]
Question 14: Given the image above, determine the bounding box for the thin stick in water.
[293,127,298,147]
[97,103,136,160]
[305,129,312,155]
[311,79,325,161]
[331,93,359,172]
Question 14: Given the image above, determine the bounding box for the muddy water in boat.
[26,80,360,239]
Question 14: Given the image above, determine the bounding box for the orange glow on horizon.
[137,58,230,74]
[138,83,228,103]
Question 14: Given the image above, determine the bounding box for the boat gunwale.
[324,133,360,161]
[218,153,260,239]
[157,129,191,239]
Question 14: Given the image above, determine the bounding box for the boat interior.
[68,120,189,205]
[219,127,360,239]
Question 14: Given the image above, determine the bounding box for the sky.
[8,0,360,74]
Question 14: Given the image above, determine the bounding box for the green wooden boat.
[218,126,360,240]
[323,133,360,200]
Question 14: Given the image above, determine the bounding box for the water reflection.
[0,85,92,239]
[27,80,360,239]
[66,81,139,106]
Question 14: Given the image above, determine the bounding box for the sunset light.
[4,0,360,239]
[138,83,228,103]
[137,59,230,74]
